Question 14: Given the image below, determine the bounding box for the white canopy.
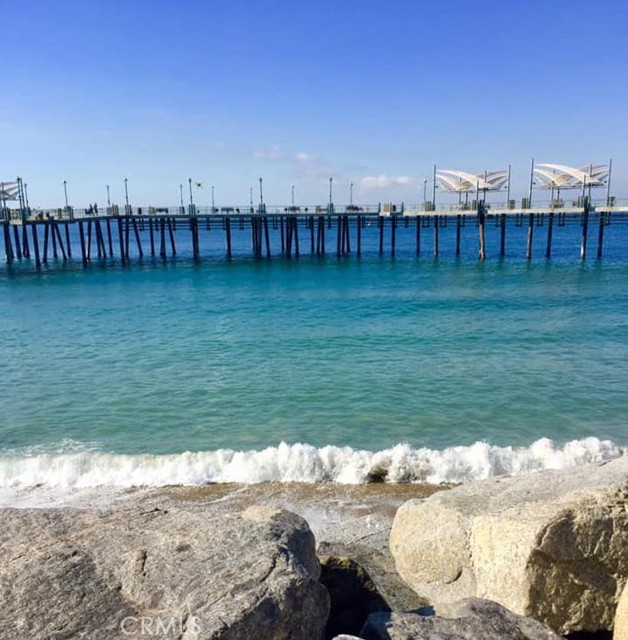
[436,169,508,193]
[0,181,19,200]
[534,163,609,190]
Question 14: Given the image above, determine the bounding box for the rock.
[317,513,393,556]
[361,597,562,640]
[320,554,390,638]
[318,542,428,614]
[0,504,329,639]
[615,579,628,640]
[390,457,628,635]
[317,512,429,615]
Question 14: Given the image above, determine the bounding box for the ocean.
[0,216,626,491]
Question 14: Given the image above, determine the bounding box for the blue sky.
[2,0,627,207]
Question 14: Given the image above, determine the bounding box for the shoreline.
[0,481,449,530]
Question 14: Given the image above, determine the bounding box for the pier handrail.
[5,197,628,223]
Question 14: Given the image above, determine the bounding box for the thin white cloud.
[360,175,414,189]
[252,145,282,160]
[294,152,316,164]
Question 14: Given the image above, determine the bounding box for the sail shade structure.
[534,164,609,190]
[0,181,19,200]
[436,169,508,193]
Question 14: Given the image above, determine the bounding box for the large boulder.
[360,597,561,639]
[390,456,628,635]
[318,542,428,615]
[317,513,429,637]
[319,554,390,638]
[0,504,329,639]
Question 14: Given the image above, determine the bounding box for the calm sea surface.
[0,218,626,485]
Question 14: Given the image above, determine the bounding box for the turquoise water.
[0,219,627,485]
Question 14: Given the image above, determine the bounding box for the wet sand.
[3,481,449,528]
[151,482,452,532]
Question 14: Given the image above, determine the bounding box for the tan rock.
[615,579,628,640]
[390,457,628,635]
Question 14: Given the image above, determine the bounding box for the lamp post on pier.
[63,180,68,209]
[179,184,184,209]
[106,184,111,207]
[24,183,29,209]
[350,181,353,206]
[422,178,427,206]
[211,186,215,209]
[291,185,295,207]
[124,178,129,214]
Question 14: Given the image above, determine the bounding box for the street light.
[124,178,129,208]
[291,185,295,207]
[63,180,69,208]
[329,177,333,204]
[259,177,264,206]
[422,179,427,205]
[188,178,193,207]
[106,184,111,207]
[179,184,184,208]
[211,186,215,209]
[24,183,29,208]
[350,182,353,206]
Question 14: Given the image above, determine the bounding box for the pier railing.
[2,197,628,224]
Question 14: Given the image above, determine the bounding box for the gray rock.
[320,554,390,638]
[318,542,428,614]
[0,504,329,639]
[317,513,428,615]
[390,457,628,634]
[361,597,561,640]
[317,513,393,556]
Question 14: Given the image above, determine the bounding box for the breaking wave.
[0,437,623,488]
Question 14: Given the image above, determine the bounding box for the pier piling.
[31,224,41,268]
[478,204,486,261]
[546,212,554,259]
[2,223,13,264]
[597,212,606,259]
[525,213,534,260]
[225,217,232,259]
[580,199,589,260]
[433,216,439,258]
[391,215,397,257]
[500,214,506,257]
[64,223,71,258]
[12,225,22,259]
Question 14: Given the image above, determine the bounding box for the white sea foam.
[0,437,622,489]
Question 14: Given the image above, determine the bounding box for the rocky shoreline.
[1,457,627,639]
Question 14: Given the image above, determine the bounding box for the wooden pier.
[1,199,627,267]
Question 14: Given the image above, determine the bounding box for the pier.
[2,199,627,267]
[2,163,627,267]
